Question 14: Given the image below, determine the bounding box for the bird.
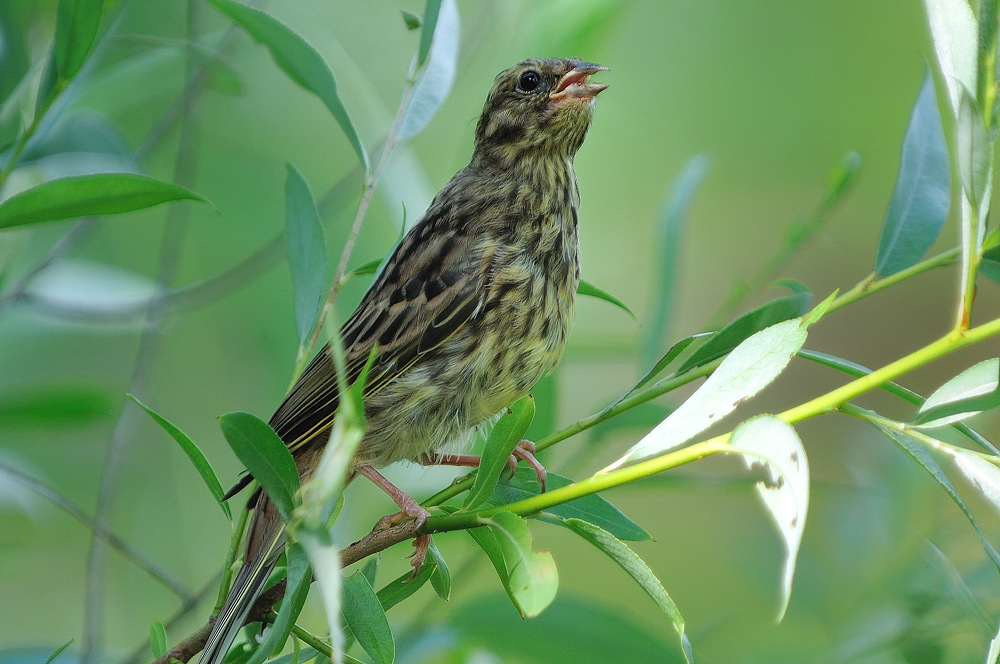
[197,57,607,664]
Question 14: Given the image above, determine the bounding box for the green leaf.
[54,0,104,79]
[426,539,451,600]
[149,620,167,659]
[130,395,231,520]
[957,92,992,208]
[416,0,443,68]
[374,561,438,612]
[871,422,1000,570]
[643,154,710,369]
[989,617,1000,664]
[401,10,421,30]
[399,0,458,139]
[951,450,1000,517]
[246,543,312,664]
[299,534,344,663]
[577,279,636,321]
[559,518,692,664]
[452,594,687,663]
[208,0,369,171]
[728,415,809,621]
[914,358,1000,426]
[607,318,809,469]
[481,511,558,618]
[983,241,1000,284]
[614,334,710,410]
[218,411,299,523]
[0,173,209,229]
[799,349,1000,455]
[924,0,977,114]
[343,571,395,664]
[493,467,650,541]
[466,524,512,588]
[44,639,75,664]
[464,395,535,510]
[677,283,811,373]
[875,70,951,276]
[284,163,327,348]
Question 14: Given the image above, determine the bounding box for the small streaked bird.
[198,57,607,664]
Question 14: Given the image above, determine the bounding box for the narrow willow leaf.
[620,333,710,405]
[54,0,104,79]
[924,0,977,114]
[246,544,312,664]
[983,241,1000,284]
[677,283,811,373]
[342,562,438,652]
[466,526,511,588]
[728,416,809,621]
[577,279,637,321]
[606,318,809,470]
[149,620,167,658]
[375,561,437,612]
[219,411,299,523]
[129,395,231,519]
[448,594,683,663]
[957,93,992,208]
[988,619,1000,664]
[297,344,371,532]
[285,163,327,348]
[300,534,345,664]
[482,511,559,618]
[416,0,443,68]
[44,639,75,664]
[914,358,1000,427]
[951,450,1000,516]
[464,395,535,510]
[342,572,394,664]
[401,10,421,30]
[208,0,369,171]
[399,0,458,139]
[494,467,650,541]
[426,540,452,600]
[0,173,208,229]
[872,422,1000,570]
[560,518,693,663]
[643,155,710,369]
[799,349,1000,455]
[875,71,950,276]
[828,150,863,199]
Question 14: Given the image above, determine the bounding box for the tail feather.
[198,527,284,664]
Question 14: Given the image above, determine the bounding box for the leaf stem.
[299,72,420,378]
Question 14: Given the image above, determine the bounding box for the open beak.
[551,62,609,102]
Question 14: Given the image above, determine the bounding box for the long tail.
[198,516,285,664]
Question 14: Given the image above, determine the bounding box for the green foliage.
[4,2,1000,664]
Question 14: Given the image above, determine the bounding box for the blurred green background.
[3,1,1000,662]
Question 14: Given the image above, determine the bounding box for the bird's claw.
[510,439,547,492]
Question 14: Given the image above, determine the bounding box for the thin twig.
[82,4,204,660]
[1,462,192,600]
[300,74,419,373]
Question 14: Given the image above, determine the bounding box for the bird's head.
[473,58,608,166]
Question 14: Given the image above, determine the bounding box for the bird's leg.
[356,465,431,530]
[419,439,547,492]
[356,465,432,571]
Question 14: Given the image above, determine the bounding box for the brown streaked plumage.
[199,57,607,664]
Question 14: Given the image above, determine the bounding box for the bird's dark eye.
[518,70,541,92]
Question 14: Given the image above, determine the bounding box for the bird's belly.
[356,272,576,468]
